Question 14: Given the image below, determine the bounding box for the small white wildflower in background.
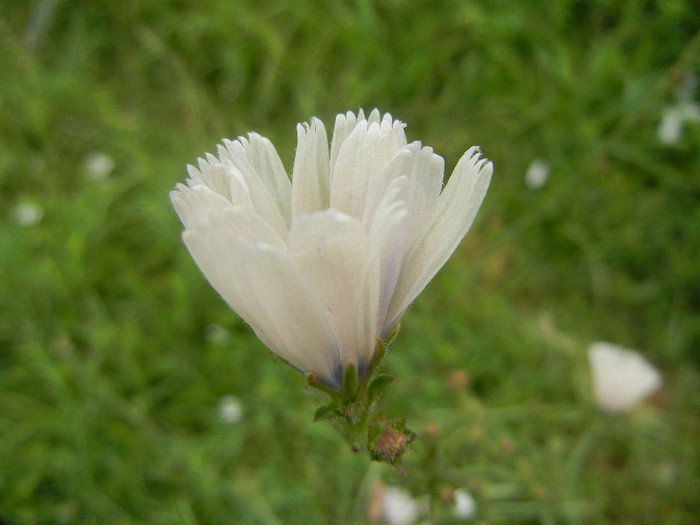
[657,109,683,145]
[453,488,477,520]
[14,201,43,226]
[53,500,80,524]
[205,323,230,344]
[524,158,549,190]
[657,102,700,145]
[588,341,662,413]
[218,395,243,424]
[382,486,420,525]
[658,70,700,145]
[84,151,115,180]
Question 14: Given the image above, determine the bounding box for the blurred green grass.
[1,0,699,523]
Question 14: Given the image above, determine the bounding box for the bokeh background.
[1,1,699,523]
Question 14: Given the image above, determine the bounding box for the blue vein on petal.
[318,359,371,390]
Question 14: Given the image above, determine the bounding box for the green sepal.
[357,339,387,394]
[367,374,396,405]
[313,403,340,422]
[306,372,338,396]
[384,324,401,346]
[341,361,359,401]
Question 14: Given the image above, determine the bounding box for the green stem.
[306,329,415,465]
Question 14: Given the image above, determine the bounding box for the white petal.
[361,144,415,228]
[589,342,662,413]
[291,117,330,216]
[367,108,382,125]
[330,113,407,220]
[185,161,254,209]
[356,258,381,368]
[361,177,410,347]
[385,148,492,331]
[236,133,292,220]
[170,182,280,247]
[399,147,444,242]
[206,205,286,249]
[330,109,364,169]
[170,183,230,231]
[218,136,291,237]
[287,210,371,368]
[363,142,443,237]
[330,119,378,218]
[184,229,341,384]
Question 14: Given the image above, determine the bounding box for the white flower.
[658,70,700,146]
[205,323,231,344]
[588,341,662,413]
[381,486,421,525]
[171,109,492,388]
[524,158,549,190]
[14,201,43,226]
[84,151,115,180]
[218,395,244,424]
[453,488,477,520]
[657,101,700,145]
[657,109,684,145]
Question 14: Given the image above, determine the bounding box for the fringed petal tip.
[463,145,491,167]
[339,108,405,129]
[297,116,325,133]
[457,146,494,186]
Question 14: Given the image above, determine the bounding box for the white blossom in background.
[205,323,231,344]
[218,395,243,424]
[657,102,700,145]
[658,70,700,145]
[588,341,662,413]
[84,151,115,180]
[524,158,549,190]
[453,488,477,520]
[14,201,43,226]
[381,486,421,525]
[171,109,492,388]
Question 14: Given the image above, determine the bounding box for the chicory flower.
[171,109,492,388]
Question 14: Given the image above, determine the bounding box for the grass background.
[1,0,699,523]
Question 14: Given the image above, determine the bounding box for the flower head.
[588,341,662,413]
[453,488,477,520]
[380,486,421,525]
[218,395,244,424]
[171,109,492,388]
[14,200,43,226]
[84,151,115,180]
[524,158,549,190]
